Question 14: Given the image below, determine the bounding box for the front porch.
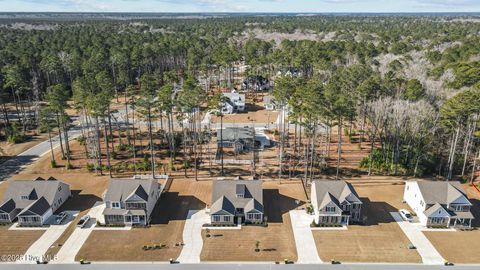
[18,215,43,227]
[317,214,349,225]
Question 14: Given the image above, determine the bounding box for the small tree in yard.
[255,241,260,252]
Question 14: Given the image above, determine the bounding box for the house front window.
[111,202,121,209]
[247,213,262,220]
[19,216,41,224]
[0,213,10,221]
[452,205,469,212]
[213,215,221,222]
[223,216,231,222]
[326,206,336,213]
[126,202,146,210]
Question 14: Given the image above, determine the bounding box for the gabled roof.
[126,185,149,202]
[104,178,158,203]
[211,179,263,215]
[210,196,235,215]
[312,180,362,210]
[415,181,471,205]
[245,199,264,213]
[1,179,69,209]
[424,202,452,217]
[18,197,50,217]
[0,199,16,214]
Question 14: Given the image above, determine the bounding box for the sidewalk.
[176,210,210,263]
[390,212,445,265]
[289,210,323,264]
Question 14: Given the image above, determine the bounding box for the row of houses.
[0,177,474,229]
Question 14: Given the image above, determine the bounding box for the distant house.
[277,67,302,77]
[210,179,264,225]
[310,180,362,225]
[221,92,245,114]
[102,176,163,226]
[263,95,276,110]
[0,177,71,226]
[241,76,270,92]
[217,127,271,153]
[403,181,474,228]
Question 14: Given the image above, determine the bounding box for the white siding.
[403,181,427,225]
[310,182,320,224]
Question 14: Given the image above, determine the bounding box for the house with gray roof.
[217,127,272,155]
[210,179,264,225]
[221,92,245,114]
[102,176,163,226]
[310,180,362,225]
[403,181,474,228]
[0,177,71,226]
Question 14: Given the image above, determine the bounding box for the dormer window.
[20,195,29,200]
[236,184,246,198]
[111,202,121,209]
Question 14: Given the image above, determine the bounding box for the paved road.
[176,210,210,263]
[289,210,323,264]
[1,263,479,269]
[0,126,83,181]
[390,212,445,265]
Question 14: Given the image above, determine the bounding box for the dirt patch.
[76,178,210,262]
[312,181,421,263]
[200,180,305,262]
[0,226,45,262]
[424,230,480,264]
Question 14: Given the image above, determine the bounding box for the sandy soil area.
[200,180,306,262]
[76,178,210,261]
[312,180,421,263]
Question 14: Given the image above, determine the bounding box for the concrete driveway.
[289,210,323,264]
[53,202,105,264]
[176,210,210,263]
[390,212,445,265]
[17,211,78,264]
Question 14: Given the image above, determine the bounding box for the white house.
[403,181,474,228]
[221,92,245,114]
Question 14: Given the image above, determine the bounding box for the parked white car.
[399,209,413,222]
[55,212,68,224]
[77,215,91,228]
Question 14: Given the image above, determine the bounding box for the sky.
[1,0,480,13]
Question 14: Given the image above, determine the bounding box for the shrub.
[51,160,57,168]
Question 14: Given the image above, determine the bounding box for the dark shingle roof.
[18,197,50,216]
[211,180,263,215]
[104,178,157,202]
[417,181,470,205]
[312,180,362,210]
[0,199,16,213]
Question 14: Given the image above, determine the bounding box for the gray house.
[404,181,474,228]
[210,179,264,225]
[102,176,163,226]
[217,127,271,154]
[310,180,362,225]
[0,177,71,226]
